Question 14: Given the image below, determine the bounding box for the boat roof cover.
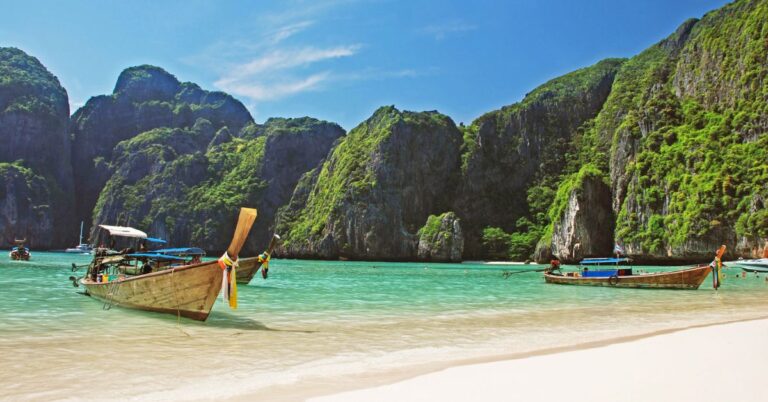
[145,237,167,244]
[580,257,630,265]
[98,225,147,239]
[126,252,186,261]
[153,247,205,256]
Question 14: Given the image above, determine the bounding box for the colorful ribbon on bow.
[218,251,238,309]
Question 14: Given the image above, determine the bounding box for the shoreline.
[305,316,768,402]
[228,315,768,402]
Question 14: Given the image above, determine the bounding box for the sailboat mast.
[79,221,84,244]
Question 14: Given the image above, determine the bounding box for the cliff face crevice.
[548,176,614,263]
[456,59,624,259]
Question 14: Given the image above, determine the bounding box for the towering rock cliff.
[457,59,624,259]
[0,47,73,247]
[92,117,343,254]
[70,65,253,227]
[276,106,463,260]
[538,0,768,262]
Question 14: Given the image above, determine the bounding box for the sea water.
[1,252,767,401]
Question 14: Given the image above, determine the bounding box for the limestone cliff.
[0,47,73,247]
[92,117,343,254]
[276,106,463,260]
[70,65,253,227]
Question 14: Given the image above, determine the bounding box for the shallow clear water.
[1,252,767,401]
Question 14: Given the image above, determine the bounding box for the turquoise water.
[1,252,767,401]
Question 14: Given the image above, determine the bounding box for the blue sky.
[1,0,729,130]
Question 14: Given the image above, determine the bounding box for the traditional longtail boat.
[236,234,280,284]
[9,239,30,261]
[76,208,257,321]
[544,246,726,290]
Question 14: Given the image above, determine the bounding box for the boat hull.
[81,261,223,321]
[544,265,712,290]
[235,256,261,284]
[735,259,768,273]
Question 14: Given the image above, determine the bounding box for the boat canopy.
[153,247,206,256]
[98,225,147,239]
[145,237,167,244]
[126,252,187,261]
[580,257,630,265]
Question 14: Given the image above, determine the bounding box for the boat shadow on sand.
[202,312,318,333]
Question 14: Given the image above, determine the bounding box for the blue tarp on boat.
[581,270,619,277]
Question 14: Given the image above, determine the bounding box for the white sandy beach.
[311,318,768,402]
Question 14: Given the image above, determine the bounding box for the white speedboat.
[735,258,768,273]
[65,221,93,254]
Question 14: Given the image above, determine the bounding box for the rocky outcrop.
[0,47,73,247]
[92,117,343,254]
[417,212,464,262]
[70,65,253,226]
[277,106,463,260]
[548,174,613,263]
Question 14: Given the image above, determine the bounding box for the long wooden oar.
[502,268,548,278]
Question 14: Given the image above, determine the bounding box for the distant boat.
[237,234,280,284]
[733,245,768,273]
[544,246,726,290]
[65,221,93,254]
[734,259,768,273]
[9,239,31,261]
[74,208,257,321]
[9,241,31,261]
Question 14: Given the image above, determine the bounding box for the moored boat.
[236,234,280,284]
[9,239,31,261]
[734,258,768,273]
[733,245,768,273]
[76,208,257,321]
[65,221,93,254]
[544,246,726,290]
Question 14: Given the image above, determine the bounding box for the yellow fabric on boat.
[218,252,238,309]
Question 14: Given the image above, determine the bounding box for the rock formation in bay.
[417,212,464,262]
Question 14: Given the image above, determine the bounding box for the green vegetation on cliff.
[601,0,768,255]
[459,58,624,260]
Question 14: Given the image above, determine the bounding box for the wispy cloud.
[421,21,476,40]
[190,0,415,106]
[214,45,360,101]
[218,71,331,101]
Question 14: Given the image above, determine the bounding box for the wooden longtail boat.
[544,246,726,290]
[9,239,30,261]
[236,234,280,284]
[78,208,257,321]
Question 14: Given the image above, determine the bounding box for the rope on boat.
[170,267,191,337]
